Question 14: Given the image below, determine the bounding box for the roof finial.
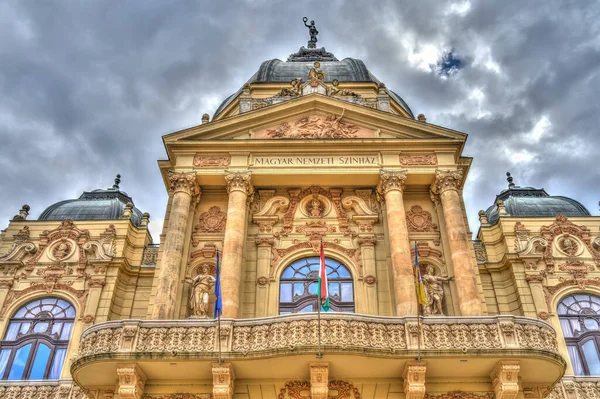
[113,174,121,190]
[303,17,318,49]
[506,172,515,188]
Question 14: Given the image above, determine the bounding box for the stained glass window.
[279,257,354,314]
[0,297,75,380]
[558,293,600,375]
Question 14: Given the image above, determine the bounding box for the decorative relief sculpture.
[143,394,212,399]
[295,221,336,240]
[399,155,437,166]
[225,171,253,196]
[264,114,360,139]
[307,61,326,87]
[277,78,303,97]
[193,154,231,167]
[424,392,494,399]
[558,260,593,288]
[195,206,227,234]
[540,214,600,268]
[406,205,438,232]
[186,264,216,318]
[557,234,580,256]
[278,380,360,399]
[327,79,358,97]
[421,264,452,315]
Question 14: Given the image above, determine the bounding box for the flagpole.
[218,311,222,364]
[215,249,223,365]
[317,239,323,359]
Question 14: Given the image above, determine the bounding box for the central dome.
[212,40,414,120]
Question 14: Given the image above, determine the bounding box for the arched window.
[558,293,600,375]
[0,297,75,380]
[279,257,354,314]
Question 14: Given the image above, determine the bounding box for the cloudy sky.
[1,0,599,241]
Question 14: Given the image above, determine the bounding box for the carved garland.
[277,380,360,399]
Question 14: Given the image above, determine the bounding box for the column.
[431,169,483,316]
[358,237,378,315]
[221,171,254,318]
[490,361,520,399]
[402,362,426,399]
[213,362,235,399]
[377,170,418,316]
[152,171,200,319]
[255,237,274,317]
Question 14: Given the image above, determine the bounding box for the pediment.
[163,95,466,143]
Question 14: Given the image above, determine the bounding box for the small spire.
[506,172,515,188]
[113,174,121,190]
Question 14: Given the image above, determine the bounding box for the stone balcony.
[71,313,566,391]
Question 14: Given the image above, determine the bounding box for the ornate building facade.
[0,23,597,399]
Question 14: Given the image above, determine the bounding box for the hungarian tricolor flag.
[318,241,330,311]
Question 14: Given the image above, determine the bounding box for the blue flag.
[214,251,222,318]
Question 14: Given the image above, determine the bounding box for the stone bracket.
[213,362,235,399]
[116,363,146,399]
[403,361,426,399]
[490,360,520,399]
[310,361,329,399]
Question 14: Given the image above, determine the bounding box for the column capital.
[402,361,426,399]
[490,360,520,399]
[430,169,463,195]
[377,169,408,195]
[116,363,146,399]
[310,362,329,399]
[225,170,254,196]
[168,171,201,198]
[212,362,235,399]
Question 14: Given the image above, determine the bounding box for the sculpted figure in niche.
[186,264,216,318]
[422,264,453,316]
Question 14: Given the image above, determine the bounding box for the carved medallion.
[49,240,74,261]
[195,207,227,234]
[364,275,377,285]
[557,234,580,256]
[406,205,438,232]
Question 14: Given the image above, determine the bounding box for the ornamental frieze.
[193,154,231,167]
[253,113,371,140]
[278,380,361,399]
[75,315,559,360]
[400,154,437,166]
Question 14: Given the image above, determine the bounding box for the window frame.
[0,297,75,380]
[558,293,600,376]
[279,256,355,314]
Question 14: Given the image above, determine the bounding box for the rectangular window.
[568,345,584,375]
[8,343,32,380]
[29,344,51,380]
[582,340,600,375]
[49,348,66,380]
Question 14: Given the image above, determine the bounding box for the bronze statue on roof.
[303,17,318,48]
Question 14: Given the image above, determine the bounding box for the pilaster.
[212,362,235,399]
[402,361,426,399]
[116,363,146,399]
[490,361,520,399]
[309,362,329,399]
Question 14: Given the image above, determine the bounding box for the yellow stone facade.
[0,35,597,399]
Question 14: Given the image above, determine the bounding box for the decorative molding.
[0,383,91,399]
[193,154,231,167]
[400,155,437,166]
[377,170,407,195]
[430,169,464,195]
[141,245,159,266]
[558,260,593,288]
[256,276,270,286]
[540,214,600,268]
[295,221,336,240]
[277,380,361,399]
[472,241,487,264]
[143,395,212,399]
[195,207,227,234]
[406,205,438,232]
[364,275,377,285]
[1,283,87,316]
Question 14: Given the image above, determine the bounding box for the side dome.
[38,175,144,227]
[485,173,591,225]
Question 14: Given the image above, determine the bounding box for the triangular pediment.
[163,94,466,143]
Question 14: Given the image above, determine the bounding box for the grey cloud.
[0,0,598,241]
